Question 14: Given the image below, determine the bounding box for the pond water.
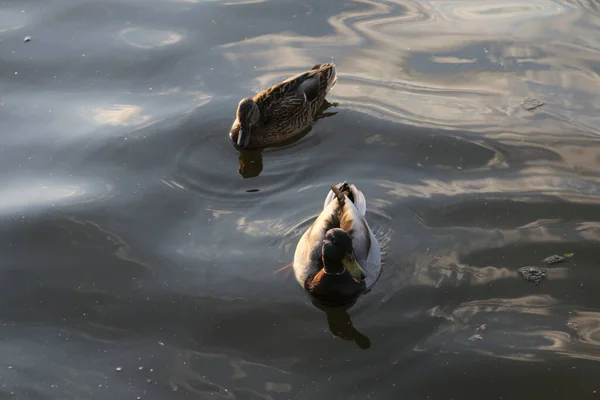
[2,0,600,398]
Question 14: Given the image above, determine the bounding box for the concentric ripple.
[5,0,600,398]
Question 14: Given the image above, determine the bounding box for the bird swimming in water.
[292,182,382,306]
[230,63,337,149]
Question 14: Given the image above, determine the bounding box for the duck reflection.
[237,100,338,179]
[311,299,372,350]
[315,99,339,120]
[238,149,263,178]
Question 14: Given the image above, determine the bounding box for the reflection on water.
[419,295,600,364]
[3,0,600,398]
[119,27,184,49]
[312,300,372,350]
[238,149,263,178]
[93,104,150,126]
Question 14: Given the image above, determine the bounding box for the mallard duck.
[293,182,382,306]
[230,63,338,149]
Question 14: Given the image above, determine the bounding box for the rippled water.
[3,0,600,398]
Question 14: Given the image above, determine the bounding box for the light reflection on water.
[2,0,600,398]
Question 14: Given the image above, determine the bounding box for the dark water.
[3,0,600,398]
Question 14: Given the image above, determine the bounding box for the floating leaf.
[563,253,575,258]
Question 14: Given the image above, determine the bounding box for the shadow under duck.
[293,182,382,306]
[230,63,338,149]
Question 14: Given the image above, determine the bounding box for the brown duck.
[229,63,338,149]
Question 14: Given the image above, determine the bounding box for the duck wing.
[293,195,341,286]
[326,183,381,286]
[255,68,323,124]
[323,182,367,216]
[336,191,371,267]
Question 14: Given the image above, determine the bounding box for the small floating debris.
[567,321,579,330]
[24,36,31,43]
[475,324,487,332]
[468,334,483,342]
[519,266,547,285]
[521,97,545,111]
[542,255,565,265]
[115,367,122,372]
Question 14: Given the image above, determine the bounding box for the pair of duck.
[229,63,382,306]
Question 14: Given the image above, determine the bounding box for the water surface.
[2,0,600,398]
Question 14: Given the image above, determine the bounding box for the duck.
[230,63,338,149]
[293,182,382,306]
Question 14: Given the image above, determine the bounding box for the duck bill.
[342,251,366,283]
[237,123,250,148]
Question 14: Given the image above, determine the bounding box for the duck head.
[322,228,366,283]
[231,98,260,148]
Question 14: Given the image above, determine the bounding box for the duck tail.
[312,63,337,93]
[330,184,346,207]
[324,63,337,93]
[330,181,354,206]
[324,181,367,216]
[340,182,354,202]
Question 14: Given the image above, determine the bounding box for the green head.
[322,228,366,282]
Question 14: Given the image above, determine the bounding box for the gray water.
[2,0,600,399]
